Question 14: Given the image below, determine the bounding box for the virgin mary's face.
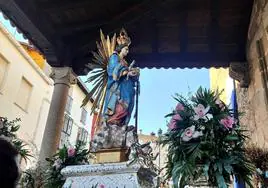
[120,46,129,57]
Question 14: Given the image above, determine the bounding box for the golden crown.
[116,28,131,46]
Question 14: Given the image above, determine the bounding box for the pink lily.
[181,125,203,142]
[176,103,185,111]
[172,114,182,121]
[168,120,177,130]
[220,116,235,130]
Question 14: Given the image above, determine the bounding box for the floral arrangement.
[0,117,32,161]
[45,142,91,188]
[161,88,254,188]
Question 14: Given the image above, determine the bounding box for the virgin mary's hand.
[128,70,137,77]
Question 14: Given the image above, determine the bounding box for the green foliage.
[0,117,32,161]
[246,144,268,171]
[19,162,46,188]
[161,87,254,188]
[245,144,268,187]
[45,141,92,188]
[20,160,99,188]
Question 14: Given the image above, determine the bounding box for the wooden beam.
[55,0,149,36]
[130,52,245,65]
[1,0,80,69]
[134,59,229,69]
[0,0,59,63]
[179,4,188,52]
[209,0,220,53]
[133,52,245,69]
[151,19,158,53]
[56,20,109,36]
[40,0,98,12]
[237,0,253,55]
[78,51,246,70]
[73,0,177,55]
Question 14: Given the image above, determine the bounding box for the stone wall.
[237,0,268,148]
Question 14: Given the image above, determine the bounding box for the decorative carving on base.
[229,62,250,88]
[61,162,155,188]
[61,162,140,177]
[63,174,139,188]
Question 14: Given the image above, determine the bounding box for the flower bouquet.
[0,117,32,161]
[161,88,254,188]
[45,142,91,188]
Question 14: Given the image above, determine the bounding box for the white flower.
[53,159,62,170]
[204,113,213,122]
[193,104,213,122]
[192,131,203,138]
[181,126,203,142]
[200,126,205,130]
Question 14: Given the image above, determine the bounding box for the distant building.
[60,78,93,149]
[20,42,51,76]
[138,131,168,180]
[209,68,234,105]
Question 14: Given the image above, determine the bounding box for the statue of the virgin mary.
[103,29,139,126]
[82,29,140,151]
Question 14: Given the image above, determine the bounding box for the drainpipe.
[232,80,244,188]
[232,79,239,122]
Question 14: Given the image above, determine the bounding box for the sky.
[127,68,209,134]
[0,12,210,134]
[0,12,28,43]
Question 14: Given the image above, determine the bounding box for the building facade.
[209,68,234,105]
[60,78,92,149]
[0,22,53,155]
[235,0,268,148]
[0,22,93,167]
[210,0,268,148]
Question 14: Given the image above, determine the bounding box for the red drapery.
[91,112,98,139]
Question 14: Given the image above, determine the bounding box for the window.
[60,132,70,148]
[80,107,88,125]
[76,127,88,144]
[0,55,8,92]
[15,77,33,111]
[257,39,268,105]
[62,114,73,136]
[65,95,73,114]
[60,114,73,148]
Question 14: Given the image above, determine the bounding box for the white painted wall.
[0,23,53,151]
[67,81,92,149]
[0,23,93,165]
